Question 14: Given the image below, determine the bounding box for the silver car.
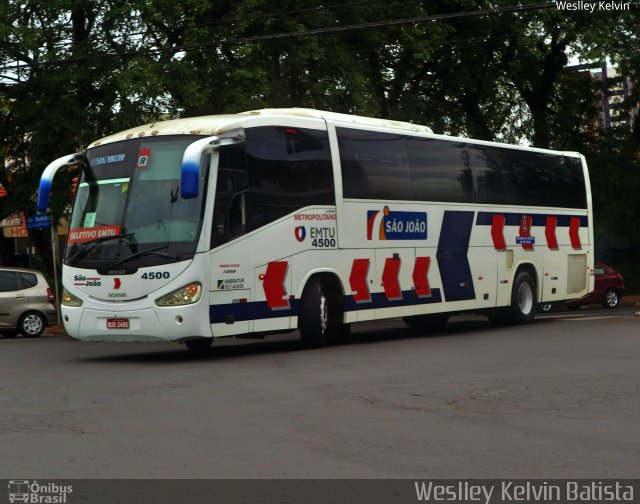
[0,267,57,337]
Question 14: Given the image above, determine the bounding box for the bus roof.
[88,108,433,148]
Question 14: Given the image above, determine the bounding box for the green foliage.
[0,0,639,275]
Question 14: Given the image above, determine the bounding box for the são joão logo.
[367,206,427,240]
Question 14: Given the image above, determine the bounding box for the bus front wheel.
[299,276,347,348]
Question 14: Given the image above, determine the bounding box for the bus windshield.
[65,135,207,269]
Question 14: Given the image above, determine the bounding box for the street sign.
[26,214,52,230]
[0,212,25,228]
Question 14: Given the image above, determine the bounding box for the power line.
[1,2,554,74]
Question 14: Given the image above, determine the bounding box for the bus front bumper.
[62,307,172,342]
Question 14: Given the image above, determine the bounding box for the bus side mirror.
[181,130,245,199]
[36,152,85,213]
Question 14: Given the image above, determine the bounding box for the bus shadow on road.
[74,314,539,364]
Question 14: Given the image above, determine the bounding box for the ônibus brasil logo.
[8,480,73,503]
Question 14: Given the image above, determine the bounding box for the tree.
[1,0,639,275]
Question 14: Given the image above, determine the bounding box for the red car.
[539,261,625,311]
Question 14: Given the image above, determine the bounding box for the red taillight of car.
[47,287,55,304]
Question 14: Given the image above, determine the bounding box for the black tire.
[538,303,553,313]
[403,313,449,331]
[489,270,537,326]
[299,276,347,348]
[18,311,46,338]
[508,270,537,324]
[602,288,619,309]
[184,338,213,351]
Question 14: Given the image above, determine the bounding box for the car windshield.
[65,135,207,269]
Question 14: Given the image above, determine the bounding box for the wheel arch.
[512,261,540,298]
[296,268,347,300]
[297,269,348,327]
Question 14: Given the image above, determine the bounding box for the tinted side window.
[338,128,411,200]
[0,271,19,292]
[470,145,518,205]
[20,273,38,289]
[561,156,587,208]
[245,126,334,230]
[212,126,335,248]
[409,138,473,203]
[212,149,249,248]
[470,146,587,209]
[337,127,587,209]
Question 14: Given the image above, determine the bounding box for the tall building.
[590,64,637,130]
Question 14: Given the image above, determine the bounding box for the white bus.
[37,108,593,349]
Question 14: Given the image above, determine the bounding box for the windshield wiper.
[107,245,179,269]
[67,233,134,266]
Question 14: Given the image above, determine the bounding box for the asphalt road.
[1,307,638,480]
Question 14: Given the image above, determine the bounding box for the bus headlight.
[61,288,83,307]
[155,282,202,306]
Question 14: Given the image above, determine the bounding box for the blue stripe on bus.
[209,288,443,324]
[436,211,476,302]
[343,288,443,312]
[476,212,588,227]
[210,300,300,324]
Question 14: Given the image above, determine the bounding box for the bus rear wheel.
[299,276,347,348]
[488,270,537,326]
[506,270,537,324]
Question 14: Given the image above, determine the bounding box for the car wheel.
[538,303,552,313]
[18,311,46,338]
[602,288,619,309]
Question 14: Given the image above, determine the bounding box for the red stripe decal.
[382,257,402,301]
[569,217,582,249]
[263,261,289,309]
[545,216,558,250]
[413,256,431,298]
[491,214,506,250]
[349,259,371,303]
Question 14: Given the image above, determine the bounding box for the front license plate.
[107,318,130,329]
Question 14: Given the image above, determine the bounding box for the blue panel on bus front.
[436,210,476,302]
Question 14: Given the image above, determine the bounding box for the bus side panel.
[208,246,256,337]
[373,248,416,320]
[210,207,340,336]
[467,221,499,310]
[291,249,374,324]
